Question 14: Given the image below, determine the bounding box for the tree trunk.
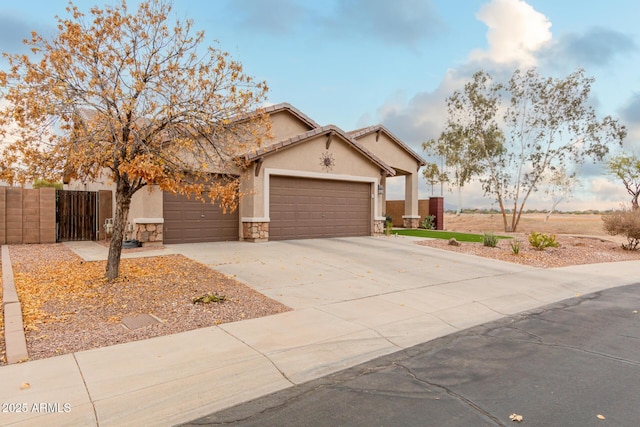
[510,202,519,232]
[545,208,554,222]
[545,197,562,222]
[497,200,509,232]
[106,188,132,281]
[456,185,462,216]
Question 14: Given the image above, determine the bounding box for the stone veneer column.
[133,218,164,246]
[402,216,420,229]
[373,219,386,235]
[242,221,269,242]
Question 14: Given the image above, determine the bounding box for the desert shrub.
[602,208,640,250]
[420,215,436,230]
[510,239,521,255]
[384,220,393,236]
[528,231,559,250]
[482,232,498,247]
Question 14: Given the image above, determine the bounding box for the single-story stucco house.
[67,103,427,244]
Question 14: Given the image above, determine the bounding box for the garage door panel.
[269,176,371,241]
[163,192,239,244]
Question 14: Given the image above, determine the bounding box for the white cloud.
[377,0,631,212]
[376,69,466,147]
[469,0,552,67]
[588,177,630,203]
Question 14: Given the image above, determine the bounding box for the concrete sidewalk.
[1,237,639,426]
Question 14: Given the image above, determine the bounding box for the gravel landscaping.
[416,234,640,268]
[0,244,290,365]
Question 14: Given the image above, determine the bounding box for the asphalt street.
[181,282,640,427]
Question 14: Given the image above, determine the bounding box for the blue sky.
[2,0,639,210]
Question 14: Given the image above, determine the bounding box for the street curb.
[2,245,29,364]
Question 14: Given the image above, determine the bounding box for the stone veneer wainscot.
[133,218,164,246]
[242,219,269,242]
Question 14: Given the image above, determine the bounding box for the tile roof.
[261,103,320,129]
[348,125,427,166]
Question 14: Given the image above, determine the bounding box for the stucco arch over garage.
[349,125,427,228]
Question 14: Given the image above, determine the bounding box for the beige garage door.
[163,192,238,244]
[269,176,371,240]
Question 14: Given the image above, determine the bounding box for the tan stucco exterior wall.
[129,186,162,220]
[267,110,315,143]
[355,133,420,174]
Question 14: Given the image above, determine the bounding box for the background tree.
[607,152,640,210]
[423,71,505,216]
[0,0,269,280]
[427,68,626,232]
[421,162,446,197]
[543,166,579,221]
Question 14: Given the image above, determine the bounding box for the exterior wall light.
[377,184,384,195]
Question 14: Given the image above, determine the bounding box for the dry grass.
[442,212,612,236]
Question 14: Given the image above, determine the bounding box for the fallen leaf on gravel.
[20,382,30,390]
[597,414,606,420]
[509,413,523,422]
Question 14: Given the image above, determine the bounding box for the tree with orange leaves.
[0,0,269,280]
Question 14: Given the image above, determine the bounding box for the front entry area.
[268,176,371,241]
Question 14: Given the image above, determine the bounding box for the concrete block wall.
[0,187,57,245]
[6,188,23,245]
[22,189,40,243]
[39,188,56,243]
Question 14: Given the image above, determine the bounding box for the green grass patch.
[391,229,511,242]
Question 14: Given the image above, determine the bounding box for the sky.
[1,0,639,211]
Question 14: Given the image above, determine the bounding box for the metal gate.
[56,190,98,241]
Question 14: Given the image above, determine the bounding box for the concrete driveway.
[170,236,537,311]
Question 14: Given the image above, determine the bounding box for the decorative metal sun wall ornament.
[320,151,335,171]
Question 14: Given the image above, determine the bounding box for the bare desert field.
[442,212,610,237]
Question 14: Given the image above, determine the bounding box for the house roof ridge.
[263,102,321,129]
[349,124,427,166]
[347,125,377,136]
